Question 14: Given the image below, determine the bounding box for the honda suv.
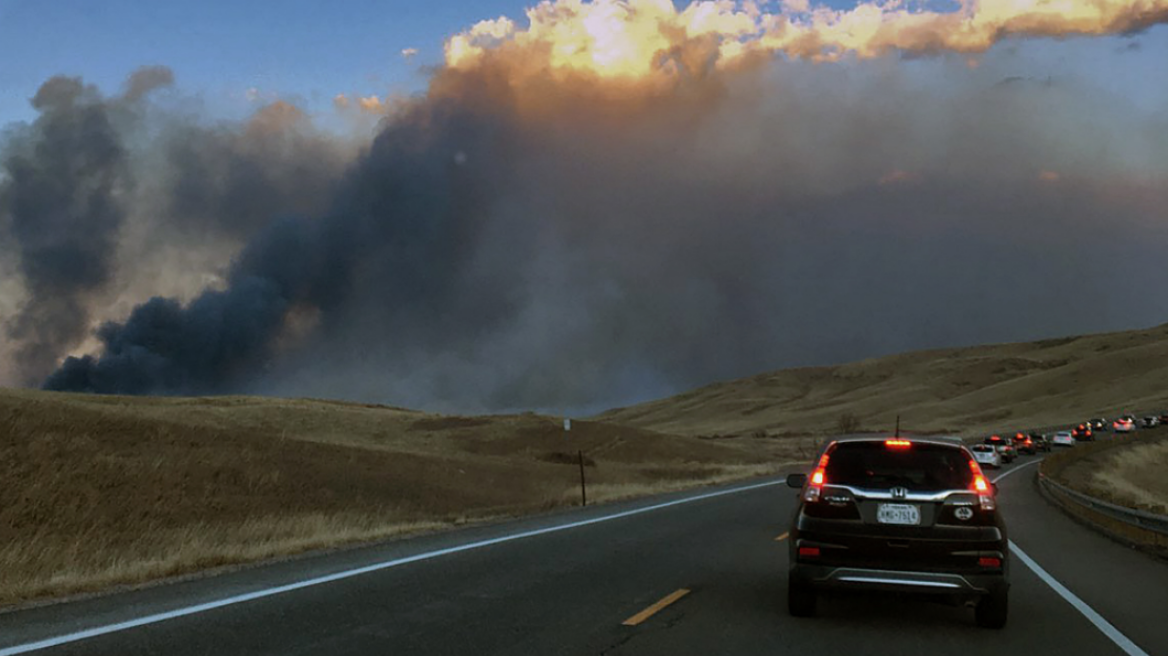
[785,436,1009,628]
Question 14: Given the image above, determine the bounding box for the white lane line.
[992,458,1040,483]
[1010,542,1149,656]
[0,480,781,656]
[992,459,1150,656]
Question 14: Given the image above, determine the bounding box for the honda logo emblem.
[890,486,908,499]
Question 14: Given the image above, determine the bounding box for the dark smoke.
[158,101,351,239]
[14,43,1168,412]
[1,75,131,384]
[1,68,354,386]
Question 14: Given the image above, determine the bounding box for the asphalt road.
[2,455,1166,656]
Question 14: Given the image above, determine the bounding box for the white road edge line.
[993,460,1150,656]
[1009,542,1149,656]
[0,480,781,656]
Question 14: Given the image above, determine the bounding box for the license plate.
[877,503,921,525]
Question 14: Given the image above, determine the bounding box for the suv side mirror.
[786,473,807,488]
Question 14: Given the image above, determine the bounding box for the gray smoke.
[1,75,131,384]
[123,66,175,103]
[15,43,1168,412]
[0,68,354,386]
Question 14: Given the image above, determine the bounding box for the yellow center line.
[775,532,790,541]
[621,588,691,627]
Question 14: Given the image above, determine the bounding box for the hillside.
[598,323,1168,437]
[0,389,801,607]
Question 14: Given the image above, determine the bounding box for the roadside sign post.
[578,450,587,507]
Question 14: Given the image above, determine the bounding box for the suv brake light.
[804,452,830,502]
[968,459,996,511]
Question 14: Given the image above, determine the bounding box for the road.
[2,456,1166,656]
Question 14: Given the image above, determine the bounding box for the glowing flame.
[444,0,1168,80]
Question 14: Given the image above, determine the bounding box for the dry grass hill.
[0,389,799,608]
[598,323,1168,437]
[8,322,1168,608]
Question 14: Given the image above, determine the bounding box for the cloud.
[401,47,419,59]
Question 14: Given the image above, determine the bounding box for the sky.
[0,0,522,126]
[4,0,1161,128]
[1,0,1167,412]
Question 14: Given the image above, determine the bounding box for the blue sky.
[0,0,520,124]
[1,0,1166,127]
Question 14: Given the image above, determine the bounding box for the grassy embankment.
[1044,427,1168,515]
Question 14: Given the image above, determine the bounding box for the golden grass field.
[599,323,1168,438]
[0,388,814,608]
[9,322,1168,608]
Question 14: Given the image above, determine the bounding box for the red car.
[1012,432,1037,455]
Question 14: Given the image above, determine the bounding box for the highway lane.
[2,456,1165,655]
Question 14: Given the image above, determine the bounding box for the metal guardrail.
[1038,472,1168,537]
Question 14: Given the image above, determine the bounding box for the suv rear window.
[823,441,973,492]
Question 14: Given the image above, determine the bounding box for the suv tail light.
[968,459,996,511]
[798,546,821,558]
[978,556,1002,568]
[804,452,830,503]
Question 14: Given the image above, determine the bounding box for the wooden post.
[578,450,587,507]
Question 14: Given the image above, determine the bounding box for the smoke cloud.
[0,67,355,386]
[0,76,131,384]
[4,0,1166,412]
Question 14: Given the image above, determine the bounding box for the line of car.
[972,412,1167,467]
[972,432,1048,469]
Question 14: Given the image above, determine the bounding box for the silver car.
[971,444,1002,469]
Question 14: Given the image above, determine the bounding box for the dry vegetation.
[598,323,1168,437]
[1052,430,1168,515]
[0,388,804,608]
[1090,440,1168,514]
[14,323,1168,607]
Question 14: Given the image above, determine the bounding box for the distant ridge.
[596,323,1168,437]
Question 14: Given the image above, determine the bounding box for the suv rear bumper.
[792,564,1007,596]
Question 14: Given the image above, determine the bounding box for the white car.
[971,444,1002,469]
[1114,417,1136,433]
[1051,431,1076,447]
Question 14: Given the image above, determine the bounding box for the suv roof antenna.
[895,414,901,437]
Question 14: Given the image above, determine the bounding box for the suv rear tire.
[788,577,817,617]
[975,588,1008,629]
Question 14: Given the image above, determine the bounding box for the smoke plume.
[0,76,133,384]
[3,0,1165,411]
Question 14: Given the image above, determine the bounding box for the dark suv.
[785,436,1009,628]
